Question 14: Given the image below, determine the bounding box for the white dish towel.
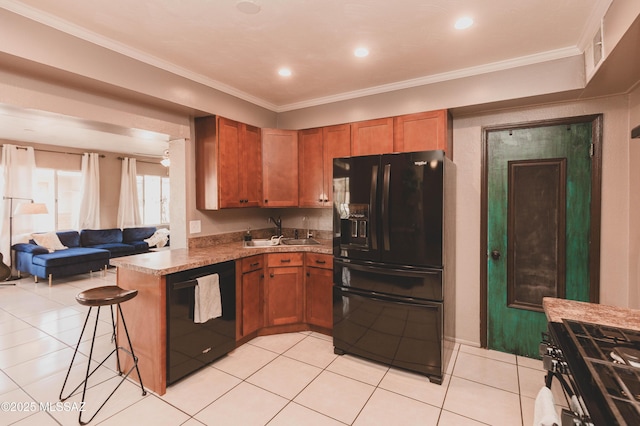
[194,273,222,323]
[533,386,560,426]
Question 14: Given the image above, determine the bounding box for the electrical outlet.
[189,220,201,234]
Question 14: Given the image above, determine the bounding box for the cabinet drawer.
[267,252,303,267]
[242,255,264,273]
[305,253,332,269]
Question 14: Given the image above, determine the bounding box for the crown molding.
[0,0,589,114]
[274,47,582,112]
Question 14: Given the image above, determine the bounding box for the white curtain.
[77,153,101,230]
[117,157,141,228]
[1,144,37,268]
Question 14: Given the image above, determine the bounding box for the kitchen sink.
[243,239,279,248]
[281,238,320,246]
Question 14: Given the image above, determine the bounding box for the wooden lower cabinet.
[237,255,264,340]
[265,253,304,326]
[304,253,333,329]
[237,252,333,343]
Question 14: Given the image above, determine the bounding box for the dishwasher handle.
[171,279,198,291]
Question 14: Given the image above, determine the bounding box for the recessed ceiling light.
[236,1,261,14]
[278,68,292,77]
[454,16,474,30]
[354,47,369,58]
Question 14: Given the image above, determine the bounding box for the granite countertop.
[109,239,333,276]
[543,297,640,332]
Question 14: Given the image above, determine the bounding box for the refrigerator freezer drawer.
[333,286,444,383]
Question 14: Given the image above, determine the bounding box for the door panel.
[485,119,598,358]
[507,158,566,311]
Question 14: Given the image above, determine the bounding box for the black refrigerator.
[332,150,455,384]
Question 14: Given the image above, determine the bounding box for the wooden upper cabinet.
[299,124,351,208]
[322,124,351,205]
[218,116,262,208]
[195,116,218,210]
[350,117,394,156]
[262,128,298,207]
[393,109,453,157]
[195,116,262,210]
[240,124,263,206]
[217,117,241,208]
[298,128,324,207]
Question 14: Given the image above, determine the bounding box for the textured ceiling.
[0,0,613,156]
[5,0,607,110]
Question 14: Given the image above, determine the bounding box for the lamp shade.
[14,202,48,215]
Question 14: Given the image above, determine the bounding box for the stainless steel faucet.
[268,216,282,236]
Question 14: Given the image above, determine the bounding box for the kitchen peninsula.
[110,240,332,395]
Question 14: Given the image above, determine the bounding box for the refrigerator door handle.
[382,163,391,251]
[370,165,378,250]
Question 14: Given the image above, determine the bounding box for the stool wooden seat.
[76,286,138,307]
[59,285,146,425]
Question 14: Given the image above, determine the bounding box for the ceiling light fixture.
[236,1,261,14]
[454,16,474,30]
[278,68,292,77]
[354,47,369,58]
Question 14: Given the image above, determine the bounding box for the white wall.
[452,94,632,346]
[627,86,640,309]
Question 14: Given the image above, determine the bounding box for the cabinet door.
[298,128,324,207]
[304,253,333,329]
[195,116,219,210]
[265,266,304,326]
[240,124,263,207]
[218,117,243,208]
[262,128,299,207]
[351,118,393,156]
[393,110,452,156]
[241,268,264,336]
[322,124,351,205]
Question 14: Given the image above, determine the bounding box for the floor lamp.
[2,197,48,284]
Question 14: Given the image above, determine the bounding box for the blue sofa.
[13,227,157,286]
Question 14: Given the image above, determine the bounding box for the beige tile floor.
[0,270,560,425]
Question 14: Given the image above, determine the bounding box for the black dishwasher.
[166,261,236,385]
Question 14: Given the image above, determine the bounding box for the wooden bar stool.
[59,285,146,425]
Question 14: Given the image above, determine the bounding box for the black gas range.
[543,319,640,425]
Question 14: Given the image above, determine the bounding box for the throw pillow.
[32,232,68,252]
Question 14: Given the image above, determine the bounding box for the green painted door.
[486,121,593,358]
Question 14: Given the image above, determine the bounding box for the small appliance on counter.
[332,150,455,384]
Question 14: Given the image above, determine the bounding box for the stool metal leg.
[59,306,93,401]
[117,303,146,393]
[60,302,147,425]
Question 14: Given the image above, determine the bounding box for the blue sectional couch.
[13,227,158,286]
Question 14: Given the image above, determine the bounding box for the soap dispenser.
[244,227,252,242]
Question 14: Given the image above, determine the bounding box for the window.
[137,175,170,225]
[33,169,82,231]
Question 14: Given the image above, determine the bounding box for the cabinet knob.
[264,199,268,203]
[270,273,274,278]
[306,272,310,277]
